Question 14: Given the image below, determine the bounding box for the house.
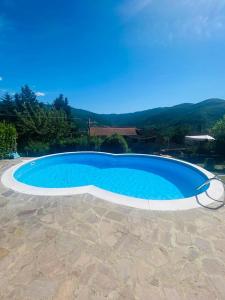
[89,126,138,137]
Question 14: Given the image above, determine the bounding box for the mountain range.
[71,98,225,132]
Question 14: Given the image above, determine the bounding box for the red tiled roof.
[89,127,137,136]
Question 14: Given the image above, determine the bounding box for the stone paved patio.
[0,159,225,299]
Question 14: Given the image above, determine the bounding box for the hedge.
[0,122,17,159]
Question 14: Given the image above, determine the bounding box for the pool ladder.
[196,175,225,208]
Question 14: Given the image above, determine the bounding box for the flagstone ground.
[0,159,225,299]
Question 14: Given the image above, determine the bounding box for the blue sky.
[0,0,225,113]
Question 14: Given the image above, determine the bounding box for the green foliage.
[212,115,225,139]
[50,136,103,152]
[0,122,17,159]
[0,85,77,155]
[16,103,73,144]
[71,99,225,133]
[89,136,103,151]
[60,136,89,151]
[50,137,77,152]
[211,115,225,157]
[1,85,225,158]
[53,94,71,118]
[14,85,38,111]
[24,141,50,156]
[173,126,190,144]
[164,125,191,145]
[101,134,128,153]
[0,93,16,123]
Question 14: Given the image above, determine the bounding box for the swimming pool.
[1,152,224,210]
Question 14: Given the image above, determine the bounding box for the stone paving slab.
[0,159,225,299]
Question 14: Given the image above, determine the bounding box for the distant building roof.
[89,127,137,137]
[185,135,215,141]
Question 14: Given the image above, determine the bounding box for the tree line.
[0,85,76,155]
[0,85,225,161]
[0,85,129,157]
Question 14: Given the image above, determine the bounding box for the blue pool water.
[14,153,209,200]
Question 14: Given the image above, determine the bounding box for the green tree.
[0,93,16,122]
[53,94,74,130]
[89,136,103,151]
[53,94,71,115]
[101,134,128,153]
[16,103,73,144]
[170,125,190,145]
[0,85,79,156]
[15,85,38,111]
[53,94,65,110]
[0,122,17,159]
[211,115,225,157]
[24,141,50,156]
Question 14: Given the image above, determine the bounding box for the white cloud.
[119,0,225,43]
[35,92,45,97]
[119,0,152,18]
[0,76,3,81]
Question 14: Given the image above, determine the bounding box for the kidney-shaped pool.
[1,152,224,210]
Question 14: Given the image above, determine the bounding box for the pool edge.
[1,152,224,211]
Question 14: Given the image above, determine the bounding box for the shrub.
[0,122,17,159]
[89,136,103,151]
[24,141,50,156]
[211,115,225,157]
[101,134,129,153]
[49,136,103,153]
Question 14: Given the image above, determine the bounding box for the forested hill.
[71,99,225,131]
[1,86,225,157]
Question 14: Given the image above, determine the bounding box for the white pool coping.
[1,152,224,211]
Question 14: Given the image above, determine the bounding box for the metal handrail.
[196,175,225,206]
